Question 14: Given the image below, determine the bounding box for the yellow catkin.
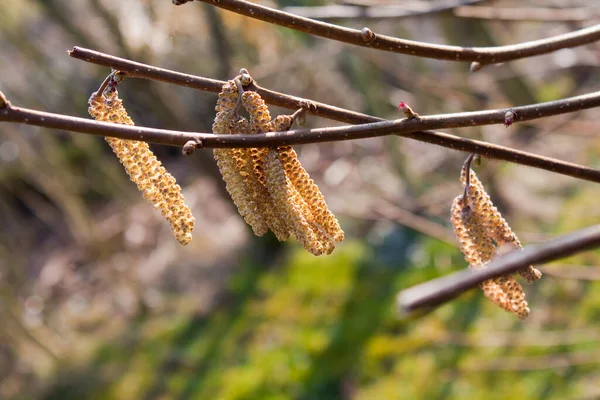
[271,115,339,253]
[88,90,194,245]
[212,84,269,236]
[236,118,289,240]
[461,168,542,283]
[451,195,529,319]
[264,149,324,256]
[211,85,342,255]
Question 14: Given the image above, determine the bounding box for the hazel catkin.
[88,88,195,245]
[211,76,344,256]
[460,168,542,283]
[212,86,270,236]
[451,172,531,319]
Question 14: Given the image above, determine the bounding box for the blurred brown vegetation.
[1,0,600,399]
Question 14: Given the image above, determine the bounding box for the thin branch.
[184,0,600,65]
[397,224,600,315]
[67,46,377,125]
[3,83,600,182]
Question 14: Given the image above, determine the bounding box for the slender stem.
[68,46,377,125]
[184,0,600,65]
[462,153,476,203]
[397,224,600,314]
[2,93,600,183]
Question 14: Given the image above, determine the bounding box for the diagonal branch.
[397,224,600,315]
[181,0,600,66]
[2,90,600,183]
[67,46,377,125]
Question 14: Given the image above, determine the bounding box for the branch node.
[470,61,484,72]
[0,91,9,109]
[360,27,376,44]
[182,139,202,155]
[504,110,517,127]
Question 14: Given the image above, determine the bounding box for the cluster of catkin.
[212,76,344,255]
[451,163,541,319]
[88,81,195,245]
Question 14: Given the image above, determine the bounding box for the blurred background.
[1,0,600,399]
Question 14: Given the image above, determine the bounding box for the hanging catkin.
[88,83,194,245]
[210,72,344,256]
[451,159,539,319]
[460,168,542,283]
[451,195,530,319]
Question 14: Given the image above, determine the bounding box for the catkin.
[211,77,343,255]
[460,168,542,283]
[264,149,324,255]
[212,84,269,236]
[241,90,342,255]
[88,89,195,245]
[451,194,530,319]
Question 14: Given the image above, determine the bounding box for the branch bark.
[397,224,600,314]
[3,88,600,182]
[183,0,600,66]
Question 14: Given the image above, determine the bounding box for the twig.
[185,0,600,66]
[3,86,600,182]
[67,46,376,125]
[281,0,484,21]
[397,224,600,315]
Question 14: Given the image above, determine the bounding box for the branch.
[397,224,600,315]
[3,88,600,183]
[183,0,600,66]
[68,47,376,125]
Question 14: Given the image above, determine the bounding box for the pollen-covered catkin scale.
[451,194,529,319]
[236,117,289,240]
[264,149,324,256]
[212,86,269,236]
[88,89,194,245]
[460,168,542,282]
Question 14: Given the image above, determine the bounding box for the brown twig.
[3,85,600,182]
[67,46,376,125]
[397,224,600,315]
[183,0,600,66]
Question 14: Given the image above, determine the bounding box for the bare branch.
[397,224,600,315]
[68,47,375,125]
[3,88,600,183]
[183,0,600,65]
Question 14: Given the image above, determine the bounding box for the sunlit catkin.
[212,82,269,236]
[240,90,342,255]
[264,149,324,255]
[88,89,194,245]
[461,168,542,283]
[451,194,530,319]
